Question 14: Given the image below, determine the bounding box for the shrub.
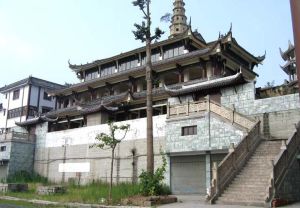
[139,153,170,196]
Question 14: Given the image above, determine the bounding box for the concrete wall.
[221,82,300,139]
[34,116,167,184]
[166,114,245,153]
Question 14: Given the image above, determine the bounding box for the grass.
[3,181,141,205]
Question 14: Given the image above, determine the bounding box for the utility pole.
[290,0,300,95]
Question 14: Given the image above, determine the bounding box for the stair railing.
[208,120,261,203]
[266,122,300,203]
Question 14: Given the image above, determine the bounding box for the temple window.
[101,63,116,77]
[182,125,197,136]
[85,68,99,81]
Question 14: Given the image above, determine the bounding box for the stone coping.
[0,196,147,208]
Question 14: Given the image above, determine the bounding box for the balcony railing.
[0,131,36,143]
[167,99,256,130]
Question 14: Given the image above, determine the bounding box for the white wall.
[42,115,166,148]
[0,84,57,130]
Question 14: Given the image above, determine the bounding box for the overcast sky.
[0,0,294,93]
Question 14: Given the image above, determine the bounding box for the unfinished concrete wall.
[34,116,167,184]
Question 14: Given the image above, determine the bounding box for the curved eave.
[52,48,213,96]
[80,105,119,115]
[280,60,297,74]
[15,116,58,127]
[230,39,265,65]
[164,73,248,96]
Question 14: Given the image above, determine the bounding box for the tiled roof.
[164,73,248,96]
[0,76,65,93]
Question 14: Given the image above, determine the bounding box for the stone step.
[215,140,283,207]
[221,191,266,198]
[218,194,265,202]
[217,197,265,207]
[233,177,269,183]
[228,183,267,189]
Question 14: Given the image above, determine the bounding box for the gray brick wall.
[276,156,300,201]
[8,141,35,177]
[166,114,245,153]
[221,82,300,139]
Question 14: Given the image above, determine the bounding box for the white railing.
[0,131,36,142]
[167,99,256,130]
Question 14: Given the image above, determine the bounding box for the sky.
[0,0,294,95]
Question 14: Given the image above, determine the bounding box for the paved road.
[159,195,300,208]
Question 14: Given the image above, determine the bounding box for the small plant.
[139,152,170,196]
[90,121,130,204]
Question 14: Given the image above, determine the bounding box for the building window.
[43,92,52,101]
[0,146,6,152]
[42,107,52,114]
[13,89,20,100]
[182,125,197,136]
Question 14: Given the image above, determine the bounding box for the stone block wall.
[221,82,300,139]
[276,156,300,201]
[166,114,245,153]
[8,141,35,177]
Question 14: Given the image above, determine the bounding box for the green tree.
[132,0,164,175]
[90,122,130,204]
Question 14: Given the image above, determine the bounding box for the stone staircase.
[217,140,282,206]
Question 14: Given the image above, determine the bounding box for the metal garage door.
[170,155,206,194]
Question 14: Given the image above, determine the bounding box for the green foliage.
[132,0,164,42]
[139,153,170,196]
[6,171,48,184]
[90,121,129,150]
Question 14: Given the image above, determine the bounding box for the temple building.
[10,0,300,206]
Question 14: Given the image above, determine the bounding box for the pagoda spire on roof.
[169,0,188,38]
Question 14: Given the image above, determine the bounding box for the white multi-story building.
[0,76,64,132]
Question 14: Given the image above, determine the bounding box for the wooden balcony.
[0,131,36,143]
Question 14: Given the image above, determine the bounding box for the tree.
[90,122,129,204]
[132,0,164,175]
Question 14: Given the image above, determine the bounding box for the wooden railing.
[266,122,300,202]
[167,99,256,130]
[0,131,36,142]
[208,120,261,203]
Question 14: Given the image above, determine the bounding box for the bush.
[139,153,170,196]
[6,171,48,184]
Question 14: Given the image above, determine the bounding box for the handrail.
[167,99,256,130]
[207,120,261,203]
[266,122,300,202]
